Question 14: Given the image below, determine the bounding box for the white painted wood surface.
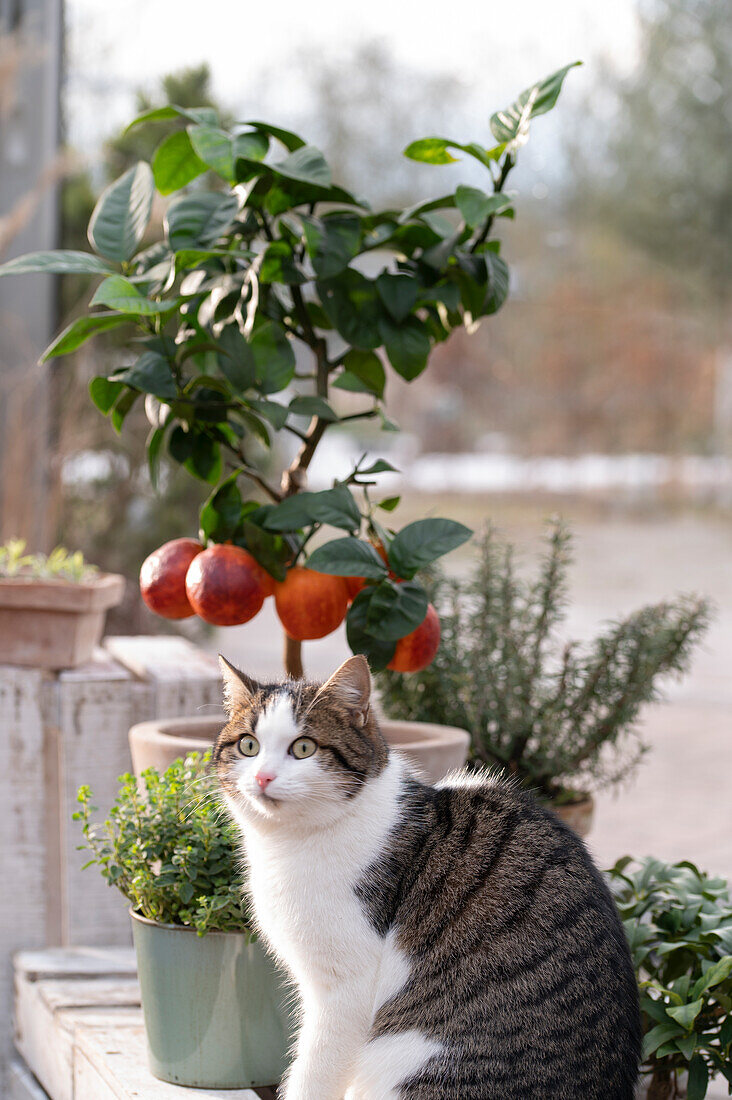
[0,637,223,1094]
[14,948,273,1100]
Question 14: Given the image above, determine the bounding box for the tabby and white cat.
[214,653,640,1100]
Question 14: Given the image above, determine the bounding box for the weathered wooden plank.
[103,636,223,721]
[56,656,141,948]
[75,1025,266,1100]
[14,946,136,983]
[14,969,140,1100]
[0,665,56,1096]
[8,1059,50,1100]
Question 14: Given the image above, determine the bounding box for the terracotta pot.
[129,715,470,785]
[0,573,125,669]
[552,795,595,838]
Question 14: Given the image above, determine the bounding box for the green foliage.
[74,752,251,936]
[610,858,732,1098]
[0,65,578,663]
[377,522,710,799]
[0,539,97,582]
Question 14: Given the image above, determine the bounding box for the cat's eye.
[289,737,317,760]
[237,735,260,757]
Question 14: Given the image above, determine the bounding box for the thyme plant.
[74,752,250,935]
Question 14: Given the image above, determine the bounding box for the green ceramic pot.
[131,910,293,1088]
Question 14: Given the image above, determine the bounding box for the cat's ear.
[218,655,259,713]
[312,655,372,725]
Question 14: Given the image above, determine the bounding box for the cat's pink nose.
[255,771,276,791]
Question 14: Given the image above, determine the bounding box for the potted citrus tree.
[0,65,579,771]
[0,539,124,669]
[75,751,292,1089]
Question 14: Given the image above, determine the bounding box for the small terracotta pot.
[552,795,595,838]
[0,573,125,669]
[129,715,470,785]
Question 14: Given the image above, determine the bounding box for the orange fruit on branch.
[387,603,441,673]
[139,538,203,620]
[185,544,268,626]
[275,566,349,641]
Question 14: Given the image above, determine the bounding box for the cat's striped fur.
[214,655,640,1100]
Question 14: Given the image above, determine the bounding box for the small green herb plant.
[74,752,250,936]
[609,858,732,1100]
[378,522,709,803]
[0,538,97,582]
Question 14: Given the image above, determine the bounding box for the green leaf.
[388,518,472,579]
[365,580,428,641]
[147,426,165,491]
[455,186,515,228]
[272,145,331,187]
[691,955,732,999]
[88,162,154,262]
[125,104,218,131]
[403,138,459,165]
[262,487,361,533]
[379,496,401,512]
[306,538,388,578]
[260,240,307,285]
[116,351,177,400]
[232,130,269,162]
[346,589,397,671]
[288,395,338,421]
[248,398,289,430]
[216,326,256,391]
[240,120,305,152]
[165,191,239,251]
[643,1022,685,1058]
[490,61,582,148]
[483,252,510,315]
[250,321,296,394]
[110,388,138,434]
[184,432,222,484]
[687,1054,708,1100]
[302,214,361,279]
[200,475,243,542]
[187,125,237,182]
[379,316,430,381]
[667,999,704,1031]
[238,519,288,583]
[0,250,116,278]
[359,459,399,475]
[152,130,207,194]
[89,377,124,415]
[41,312,130,361]
[332,350,385,398]
[90,275,170,316]
[376,272,419,323]
[317,270,382,349]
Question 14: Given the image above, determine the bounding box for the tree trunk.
[284,633,304,680]
[647,1068,674,1100]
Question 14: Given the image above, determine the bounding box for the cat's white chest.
[242,758,405,990]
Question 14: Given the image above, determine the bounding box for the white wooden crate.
[13,948,277,1100]
[0,637,222,1094]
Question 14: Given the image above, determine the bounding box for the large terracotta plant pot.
[129,714,470,785]
[0,573,125,669]
[552,796,595,839]
[131,910,291,1088]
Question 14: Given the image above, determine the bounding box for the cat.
[214,653,641,1100]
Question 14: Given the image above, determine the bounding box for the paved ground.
[211,501,732,881]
